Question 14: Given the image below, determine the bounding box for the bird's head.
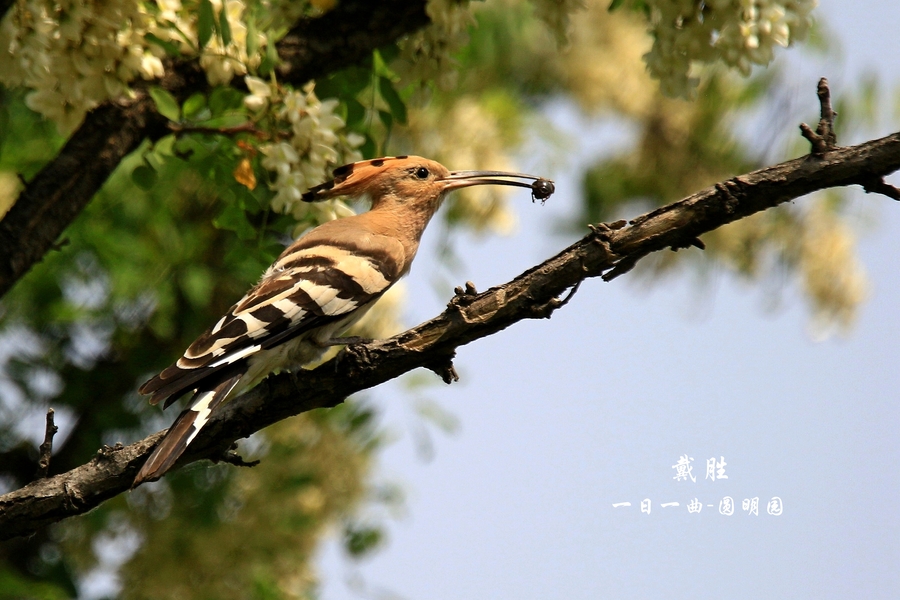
[301,156,554,211]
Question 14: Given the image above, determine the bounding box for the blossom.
[0,0,269,132]
[258,84,363,223]
[244,76,273,111]
[642,0,817,97]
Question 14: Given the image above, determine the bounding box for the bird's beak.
[440,170,555,199]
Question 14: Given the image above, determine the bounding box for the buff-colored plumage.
[134,156,553,486]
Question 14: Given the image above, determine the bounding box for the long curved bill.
[440,170,555,200]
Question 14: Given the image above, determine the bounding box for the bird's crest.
[301,156,415,202]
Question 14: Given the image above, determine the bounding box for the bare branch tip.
[670,236,706,252]
[426,354,459,385]
[218,449,261,469]
[33,408,58,480]
[801,77,837,154]
[601,253,643,282]
[862,177,900,201]
[550,281,582,310]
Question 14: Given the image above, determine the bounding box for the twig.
[602,250,651,282]
[553,280,582,309]
[862,176,900,201]
[425,352,459,385]
[216,444,261,469]
[800,77,838,155]
[33,409,58,479]
[169,122,268,138]
[815,78,838,146]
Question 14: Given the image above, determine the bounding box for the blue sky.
[317,2,900,598]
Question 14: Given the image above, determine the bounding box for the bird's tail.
[133,373,242,487]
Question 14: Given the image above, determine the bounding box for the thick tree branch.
[0,0,429,299]
[3,125,900,540]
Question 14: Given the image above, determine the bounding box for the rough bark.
[0,0,429,298]
[2,126,899,540]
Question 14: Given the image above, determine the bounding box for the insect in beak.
[440,170,556,202]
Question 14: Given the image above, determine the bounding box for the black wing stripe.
[278,255,337,272]
[296,266,368,301]
[286,239,402,281]
[141,243,397,406]
[250,303,291,324]
[234,276,299,314]
[183,317,249,359]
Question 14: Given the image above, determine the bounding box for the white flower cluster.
[256,80,363,226]
[643,0,817,97]
[197,0,265,86]
[0,0,268,132]
[149,0,267,85]
[394,0,476,92]
[0,0,161,132]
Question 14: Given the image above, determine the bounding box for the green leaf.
[148,86,181,121]
[372,49,397,79]
[378,43,400,64]
[344,526,383,557]
[182,93,208,120]
[316,66,371,99]
[0,567,71,600]
[246,13,258,57]
[347,407,375,432]
[145,32,181,56]
[378,76,407,125]
[218,6,232,46]
[259,39,279,76]
[131,164,157,190]
[153,134,176,157]
[378,109,393,129]
[0,105,9,140]
[359,134,376,159]
[608,0,625,11]
[172,135,196,160]
[214,202,256,240]
[344,98,366,129]
[208,87,245,115]
[195,113,249,129]
[179,265,213,309]
[198,0,215,48]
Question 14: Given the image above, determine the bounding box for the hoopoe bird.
[133,155,554,486]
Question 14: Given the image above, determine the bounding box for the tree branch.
[0,0,429,299]
[3,125,900,540]
[32,408,58,480]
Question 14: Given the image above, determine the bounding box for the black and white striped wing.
[139,242,396,407]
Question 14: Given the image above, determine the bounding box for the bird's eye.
[415,167,429,179]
